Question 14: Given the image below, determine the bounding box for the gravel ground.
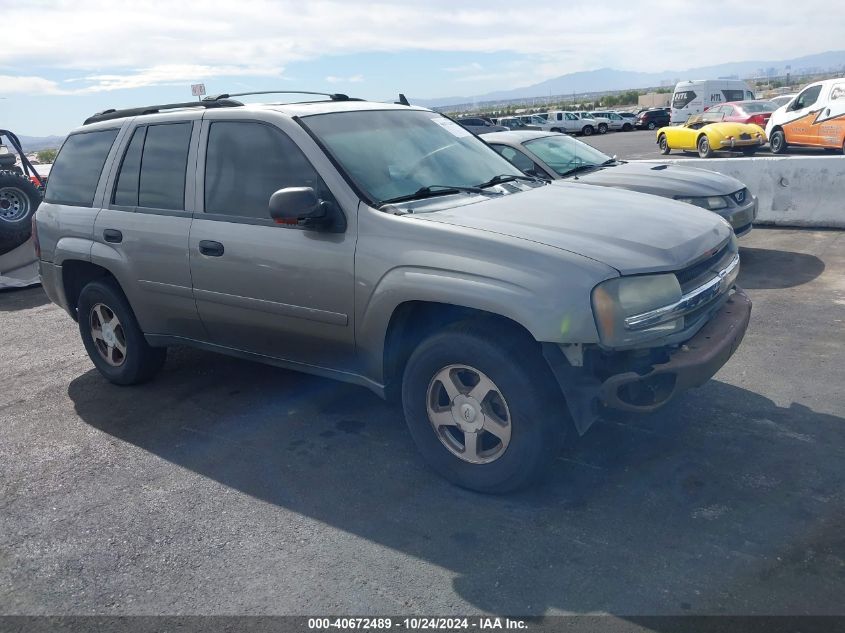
[1,227,843,616]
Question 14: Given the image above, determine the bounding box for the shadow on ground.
[67,346,845,615]
[738,246,825,290]
[0,286,50,312]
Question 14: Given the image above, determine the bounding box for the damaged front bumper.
[543,288,752,435]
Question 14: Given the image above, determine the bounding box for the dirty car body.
[484,130,757,236]
[36,98,750,491]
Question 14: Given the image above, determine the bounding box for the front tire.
[78,278,166,385]
[581,125,594,136]
[622,123,633,131]
[769,129,787,154]
[697,135,715,158]
[647,121,657,130]
[401,322,565,493]
[658,134,671,154]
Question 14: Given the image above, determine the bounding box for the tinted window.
[138,123,192,210]
[794,85,822,110]
[205,121,331,219]
[112,127,145,206]
[491,145,536,174]
[44,130,119,207]
[722,90,745,102]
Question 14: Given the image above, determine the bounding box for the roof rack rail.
[83,98,244,125]
[203,90,359,102]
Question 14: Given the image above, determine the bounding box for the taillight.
[31,213,41,258]
[749,114,766,126]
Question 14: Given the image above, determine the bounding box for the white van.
[765,78,845,154]
[671,80,755,123]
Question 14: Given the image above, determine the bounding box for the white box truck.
[671,80,755,123]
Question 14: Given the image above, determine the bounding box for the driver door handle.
[198,240,224,257]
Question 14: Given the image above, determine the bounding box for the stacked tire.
[0,171,42,256]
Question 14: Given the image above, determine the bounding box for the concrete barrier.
[640,155,845,229]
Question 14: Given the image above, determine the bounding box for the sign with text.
[191,83,206,97]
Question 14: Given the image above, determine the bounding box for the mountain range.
[412,50,845,108]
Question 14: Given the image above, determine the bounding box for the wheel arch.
[61,259,118,321]
[380,300,537,402]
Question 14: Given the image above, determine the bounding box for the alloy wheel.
[90,303,127,367]
[426,364,512,464]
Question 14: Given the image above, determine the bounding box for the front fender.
[356,264,608,385]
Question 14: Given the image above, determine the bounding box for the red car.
[704,100,778,128]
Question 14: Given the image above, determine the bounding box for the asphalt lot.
[1,228,844,616]
[580,128,834,161]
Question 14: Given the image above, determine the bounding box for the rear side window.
[139,123,192,210]
[204,121,331,219]
[112,122,192,210]
[113,127,145,207]
[44,130,119,207]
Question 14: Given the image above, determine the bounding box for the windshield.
[740,102,777,113]
[524,134,612,176]
[300,110,523,204]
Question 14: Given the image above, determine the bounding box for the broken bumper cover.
[600,288,752,413]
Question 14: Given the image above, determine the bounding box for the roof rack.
[83,98,244,125]
[203,90,359,102]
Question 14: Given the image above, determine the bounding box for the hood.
[568,161,746,197]
[409,182,731,275]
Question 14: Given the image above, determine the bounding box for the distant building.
[638,92,671,108]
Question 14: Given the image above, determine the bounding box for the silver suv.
[35,92,751,492]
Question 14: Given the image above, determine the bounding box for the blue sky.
[2,0,844,136]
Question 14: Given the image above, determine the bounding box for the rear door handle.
[103,229,122,243]
[198,240,224,257]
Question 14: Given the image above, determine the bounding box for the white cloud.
[325,74,364,84]
[1,0,843,97]
[0,75,66,95]
[444,62,484,73]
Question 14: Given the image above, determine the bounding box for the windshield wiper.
[379,184,499,206]
[474,173,545,188]
[561,163,604,177]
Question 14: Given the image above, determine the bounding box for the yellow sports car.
[657,114,767,158]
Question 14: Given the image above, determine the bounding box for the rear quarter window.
[44,129,119,207]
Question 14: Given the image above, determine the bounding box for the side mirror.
[268,187,330,228]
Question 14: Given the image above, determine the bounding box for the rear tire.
[697,135,715,158]
[77,278,166,385]
[581,126,594,136]
[647,121,657,130]
[741,147,757,156]
[401,321,566,493]
[769,129,787,154]
[550,127,562,133]
[622,123,633,131]
[658,134,671,154]
[0,171,42,256]
[598,123,608,134]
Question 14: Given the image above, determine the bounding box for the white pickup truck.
[537,111,598,136]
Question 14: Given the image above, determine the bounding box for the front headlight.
[676,195,730,210]
[592,274,683,347]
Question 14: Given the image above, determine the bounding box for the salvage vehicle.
[485,130,756,236]
[574,111,610,134]
[765,78,845,154]
[635,108,671,130]
[35,93,751,493]
[537,110,597,136]
[1,130,45,288]
[705,100,777,128]
[657,114,766,158]
[591,111,633,131]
